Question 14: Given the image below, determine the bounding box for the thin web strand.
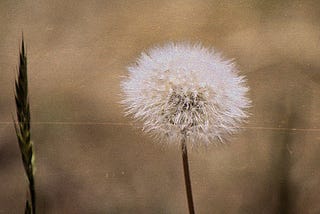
[1,121,320,132]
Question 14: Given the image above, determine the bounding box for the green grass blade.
[14,37,36,214]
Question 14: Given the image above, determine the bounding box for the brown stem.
[181,137,195,214]
[29,175,36,214]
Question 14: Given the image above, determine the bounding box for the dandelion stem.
[181,137,195,214]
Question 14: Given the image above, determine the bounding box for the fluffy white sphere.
[121,42,251,145]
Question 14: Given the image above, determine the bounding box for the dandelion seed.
[121,42,251,145]
[121,42,251,214]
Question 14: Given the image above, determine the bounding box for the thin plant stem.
[29,176,36,214]
[181,137,195,214]
[14,37,36,214]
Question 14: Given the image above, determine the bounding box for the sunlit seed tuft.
[121,42,251,145]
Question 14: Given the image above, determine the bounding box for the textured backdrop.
[1,0,320,213]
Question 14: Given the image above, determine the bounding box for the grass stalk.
[13,38,36,214]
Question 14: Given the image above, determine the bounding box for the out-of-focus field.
[1,0,320,213]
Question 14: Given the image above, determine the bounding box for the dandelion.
[121,42,251,213]
[122,42,250,144]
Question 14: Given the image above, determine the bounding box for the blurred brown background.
[1,0,320,213]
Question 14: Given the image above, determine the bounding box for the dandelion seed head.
[121,42,251,145]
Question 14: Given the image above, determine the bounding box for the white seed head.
[121,42,251,145]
